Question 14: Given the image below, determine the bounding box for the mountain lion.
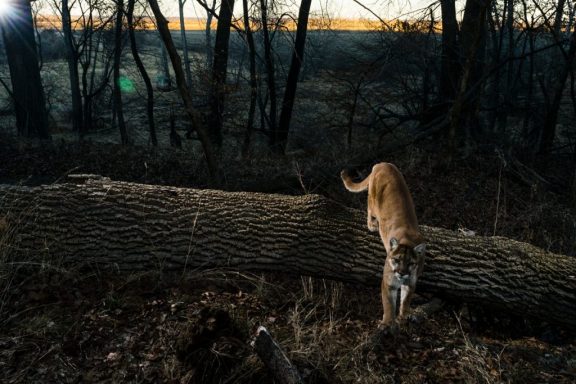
[341,162,426,328]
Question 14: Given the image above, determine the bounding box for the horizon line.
[34,15,438,32]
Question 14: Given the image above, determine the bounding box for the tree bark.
[0,0,50,139]
[127,0,157,146]
[447,0,491,158]
[553,0,567,37]
[62,0,84,136]
[241,0,258,159]
[260,0,278,148]
[1,178,575,328]
[204,0,216,70]
[495,0,516,134]
[252,327,303,384]
[275,0,312,155]
[113,0,129,145]
[539,32,576,156]
[208,0,235,147]
[158,37,172,90]
[178,0,193,90]
[439,0,460,102]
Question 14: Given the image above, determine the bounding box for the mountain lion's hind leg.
[367,207,378,232]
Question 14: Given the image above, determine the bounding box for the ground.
[0,269,575,384]
[1,139,575,383]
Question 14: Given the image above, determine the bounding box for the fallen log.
[0,177,575,328]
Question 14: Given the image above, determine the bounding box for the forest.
[0,0,575,382]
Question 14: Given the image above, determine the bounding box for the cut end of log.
[252,325,303,384]
[250,326,269,348]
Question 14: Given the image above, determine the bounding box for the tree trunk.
[484,3,502,134]
[113,0,129,145]
[439,0,459,102]
[241,0,258,159]
[62,0,84,136]
[208,0,235,147]
[0,0,50,139]
[539,32,576,156]
[204,0,216,70]
[127,0,157,146]
[346,77,364,149]
[81,23,98,134]
[553,0,566,37]
[159,36,172,90]
[179,0,193,90]
[260,0,278,148]
[446,0,491,158]
[148,0,220,180]
[275,0,312,155]
[495,0,516,134]
[1,178,575,328]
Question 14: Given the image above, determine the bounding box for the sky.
[171,0,436,20]
[29,0,439,21]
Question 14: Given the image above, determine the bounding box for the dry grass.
[455,316,504,384]
[0,257,575,383]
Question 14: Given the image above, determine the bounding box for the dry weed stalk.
[455,315,504,384]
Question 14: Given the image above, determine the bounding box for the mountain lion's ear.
[414,243,426,256]
[390,237,399,251]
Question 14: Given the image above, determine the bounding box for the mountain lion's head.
[387,238,426,280]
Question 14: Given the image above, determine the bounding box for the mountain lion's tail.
[340,169,370,192]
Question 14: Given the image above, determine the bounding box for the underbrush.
[0,266,575,383]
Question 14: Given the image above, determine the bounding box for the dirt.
[1,138,576,383]
[0,269,574,384]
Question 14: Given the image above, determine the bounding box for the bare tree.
[439,0,459,102]
[148,0,220,179]
[447,0,492,158]
[275,0,312,154]
[241,0,258,158]
[178,0,193,89]
[45,0,116,135]
[260,0,278,148]
[62,0,84,135]
[539,32,576,156]
[112,0,128,144]
[495,0,516,134]
[158,37,172,90]
[204,0,216,69]
[64,0,116,134]
[127,0,157,146]
[208,0,235,147]
[0,0,50,139]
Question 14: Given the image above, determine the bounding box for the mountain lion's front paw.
[377,320,397,335]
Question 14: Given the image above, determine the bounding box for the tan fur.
[341,163,426,328]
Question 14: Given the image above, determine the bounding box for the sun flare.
[0,0,11,17]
